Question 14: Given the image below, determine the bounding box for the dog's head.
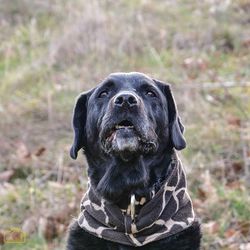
[70,72,186,203]
[70,72,185,161]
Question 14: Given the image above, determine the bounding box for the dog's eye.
[146,90,157,97]
[98,91,108,98]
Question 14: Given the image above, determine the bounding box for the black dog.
[67,72,201,250]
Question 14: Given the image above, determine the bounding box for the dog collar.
[77,151,195,247]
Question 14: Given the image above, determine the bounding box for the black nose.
[114,92,138,107]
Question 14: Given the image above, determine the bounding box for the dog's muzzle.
[100,91,157,160]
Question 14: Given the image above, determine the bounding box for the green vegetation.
[0,0,249,249]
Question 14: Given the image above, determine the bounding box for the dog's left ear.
[70,89,93,159]
[154,79,186,150]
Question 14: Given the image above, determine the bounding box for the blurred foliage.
[0,0,249,249]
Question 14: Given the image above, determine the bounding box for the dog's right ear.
[153,79,186,150]
[70,90,93,159]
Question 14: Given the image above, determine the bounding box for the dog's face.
[71,72,185,160]
[70,72,186,202]
[90,73,168,162]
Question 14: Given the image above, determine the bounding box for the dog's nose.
[114,92,139,107]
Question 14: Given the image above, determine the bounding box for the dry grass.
[0,0,250,249]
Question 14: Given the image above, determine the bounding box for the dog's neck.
[77,150,195,247]
[85,148,174,210]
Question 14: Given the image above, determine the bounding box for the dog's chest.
[77,155,195,247]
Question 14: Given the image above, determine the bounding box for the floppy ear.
[154,79,186,150]
[70,90,93,159]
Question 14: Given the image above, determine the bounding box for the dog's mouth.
[101,119,139,160]
[105,119,138,139]
[101,117,158,161]
[115,120,134,130]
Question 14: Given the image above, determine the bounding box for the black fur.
[67,72,201,249]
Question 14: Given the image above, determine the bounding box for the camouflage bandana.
[77,152,195,247]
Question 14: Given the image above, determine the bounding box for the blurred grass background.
[0,0,250,249]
